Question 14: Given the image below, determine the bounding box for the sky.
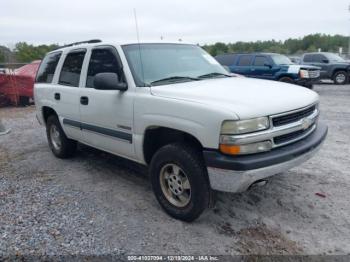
[1,0,349,46]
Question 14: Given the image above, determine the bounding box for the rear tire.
[46,115,77,158]
[333,71,348,85]
[149,143,210,222]
[18,96,30,106]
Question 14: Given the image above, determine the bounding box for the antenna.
[133,8,146,87]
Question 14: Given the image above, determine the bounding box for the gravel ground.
[0,84,349,257]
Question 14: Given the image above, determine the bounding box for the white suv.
[34,40,328,221]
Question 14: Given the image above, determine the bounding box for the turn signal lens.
[220,141,272,155]
[219,144,241,155]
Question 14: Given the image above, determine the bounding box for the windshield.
[271,54,293,65]
[324,53,345,62]
[122,43,228,86]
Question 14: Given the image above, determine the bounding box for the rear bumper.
[203,123,328,192]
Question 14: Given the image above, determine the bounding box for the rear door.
[50,49,86,141]
[230,55,253,76]
[78,46,135,159]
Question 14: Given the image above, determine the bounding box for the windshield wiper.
[150,76,200,86]
[198,72,231,79]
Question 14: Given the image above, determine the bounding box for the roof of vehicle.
[48,40,195,54]
[302,52,334,55]
[215,52,285,57]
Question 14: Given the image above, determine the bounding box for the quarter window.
[36,52,62,83]
[59,50,86,87]
[237,55,253,66]
[86,48,123,88]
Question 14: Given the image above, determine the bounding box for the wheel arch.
[331,67,348,77]
[42,106,58,125]
[143,126,204,164]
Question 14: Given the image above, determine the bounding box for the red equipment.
[0,60,40,106]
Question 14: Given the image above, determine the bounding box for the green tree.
[14,42,58,63]
[0,50,4,63]
[203,34,350,56]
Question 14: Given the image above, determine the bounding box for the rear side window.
[59,50,86,87]
[215,54,236,66]
[86,48,123,88]
[253,56,269,66]
[237,55,253,66]
[36,52,62,83]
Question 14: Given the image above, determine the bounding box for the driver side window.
[86,48,124,88]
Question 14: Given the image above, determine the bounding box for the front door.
[78,46,135,159]
[250,55,275,80]
[309,54,330,78]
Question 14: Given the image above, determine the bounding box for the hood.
[286,64,321,73]
[150,77,319,119]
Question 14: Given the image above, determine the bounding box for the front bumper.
[295,77,320,87]
[203,123,328,192]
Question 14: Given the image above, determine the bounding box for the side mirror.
[264,63,272,68]
[322,59,329,64]
[93,72,128,91]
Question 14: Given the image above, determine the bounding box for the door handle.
[80,96,89,105]
[54,93,60,100]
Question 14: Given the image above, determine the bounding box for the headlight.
[221,117,269,135]
[299,69,309,78]
[220,141,272,155]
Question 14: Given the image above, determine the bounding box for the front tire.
[333,71,348,85]
[279,76,295,84]
[46,115,77,158]
[149,143,210,222]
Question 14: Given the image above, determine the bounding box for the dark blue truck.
[215,53,320,88]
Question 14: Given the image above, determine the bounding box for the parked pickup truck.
[215,53,320,88]
[300,52,350,85]
[34,40,328,221]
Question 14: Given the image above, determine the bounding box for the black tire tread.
[279,76,294,83]
[46,115,77,159]
[333,71,348,85]
[149,142,210,222]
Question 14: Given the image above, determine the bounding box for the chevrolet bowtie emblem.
[302,118,313,130]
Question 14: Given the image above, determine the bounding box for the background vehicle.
[0,61,40,106]
[215,53,320,88]
[34,41,327,222]
[300,52,350,85]
[289,56,301,64]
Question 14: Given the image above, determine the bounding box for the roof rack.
[55,39,102,50]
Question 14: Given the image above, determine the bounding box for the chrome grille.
[274,124,315,145]
[308,70,320,79]
[272,105,316,127]
[219,104,319,154]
